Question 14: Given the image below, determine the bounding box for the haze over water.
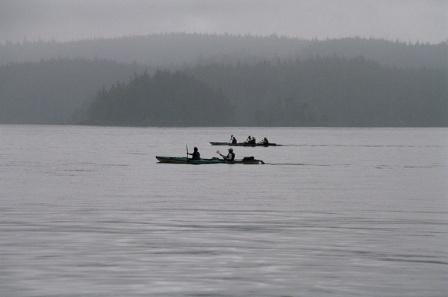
[1,125,447,296]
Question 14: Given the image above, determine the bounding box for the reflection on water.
[0,126,447,297]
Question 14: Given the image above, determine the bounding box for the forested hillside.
[302,38,448,69]
[1,34,446,69]
[0,34,446,126]
[86,58,447,126]
[0,59,144,123]
[189,58,447,126]
[85,71,232,126]
[0,34,309,68]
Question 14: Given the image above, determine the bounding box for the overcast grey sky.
[0,0,446,43]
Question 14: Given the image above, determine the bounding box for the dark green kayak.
[156,156,264,164]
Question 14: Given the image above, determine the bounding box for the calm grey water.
[0,125,447,297]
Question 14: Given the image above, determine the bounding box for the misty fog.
[0,1,446,126]
[1,0,446,43]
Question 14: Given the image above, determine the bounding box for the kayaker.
[246,136,256,145]
[230,135,237,144]
[188,147,201,160]
[261,137,269,145]
[218,148,235,161]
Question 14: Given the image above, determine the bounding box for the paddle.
[186,144,189,160]
[216,150,224,158]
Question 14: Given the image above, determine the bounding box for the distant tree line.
[0,34,446,126]
[1,34,446,69]
[301,37,448,69]
[187,57,448,126]
[84,71,233,126]
[84,57,447,126]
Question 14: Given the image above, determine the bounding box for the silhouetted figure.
[261,137,269,145]
[246,136,256,145]
[218,148,235,161]
[249,136,256,145]
[230,135,237,144]
[188,147,201,160]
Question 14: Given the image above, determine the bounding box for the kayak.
[156,156,264,165]
[210,142,279,147]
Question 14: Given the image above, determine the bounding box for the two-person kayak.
[156,156,264,165]
[210,142,279,147]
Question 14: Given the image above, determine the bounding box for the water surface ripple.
[0,126,447,296]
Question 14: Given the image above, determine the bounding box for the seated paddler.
[188,147,201,160]
[218,148,235,161]
[261,137,269,145]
